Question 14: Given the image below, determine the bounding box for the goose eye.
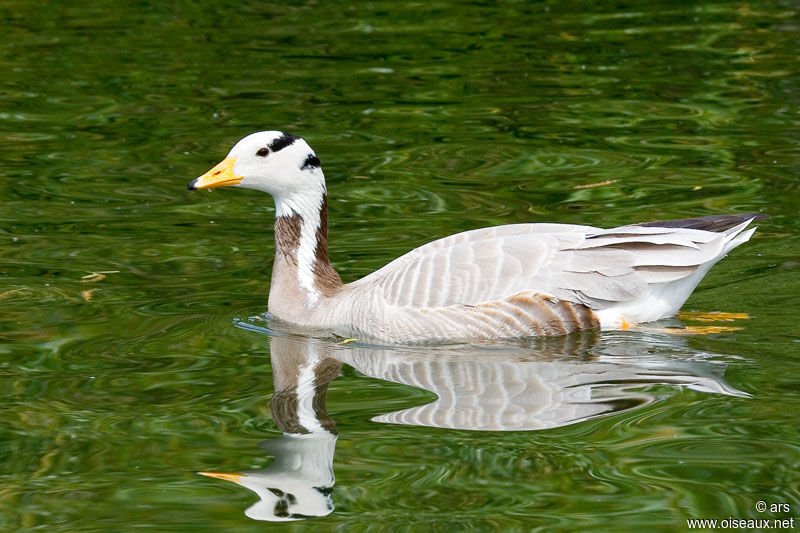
[256,147,269,157]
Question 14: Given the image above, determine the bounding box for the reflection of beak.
[198,471,244,484]
[187,157,241,190]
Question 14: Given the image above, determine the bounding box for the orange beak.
[188,157,242,190]
[198,471,244,483]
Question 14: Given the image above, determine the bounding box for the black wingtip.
[638,213,769,231]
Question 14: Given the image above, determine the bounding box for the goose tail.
[597,215,763,330]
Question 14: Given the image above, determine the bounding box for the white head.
[188,131,326,215]
[198,431,337,522]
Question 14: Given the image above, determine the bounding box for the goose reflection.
[200,338,341,521]
[201,325,747,521]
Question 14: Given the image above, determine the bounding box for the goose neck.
[273,192,342,304]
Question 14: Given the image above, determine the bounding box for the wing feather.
[351,222,729,311]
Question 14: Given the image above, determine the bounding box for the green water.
[2,0,799,530]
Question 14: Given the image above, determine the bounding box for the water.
[1,0,798,530]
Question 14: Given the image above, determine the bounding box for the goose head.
[188,131,325,210]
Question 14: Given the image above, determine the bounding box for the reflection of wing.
[333,330,748,431]
[353,222,738,310]
[362,359,743,431]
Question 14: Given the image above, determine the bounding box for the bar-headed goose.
[188,131,764,344]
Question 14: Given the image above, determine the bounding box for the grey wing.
[352,222,733,310]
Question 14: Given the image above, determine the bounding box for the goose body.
[189,131,763,344]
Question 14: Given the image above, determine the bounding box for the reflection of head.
[201,431,337,521]
[245,483,333,522]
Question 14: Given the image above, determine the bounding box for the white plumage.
[189,131,763,343]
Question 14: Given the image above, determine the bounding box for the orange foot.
[650,310,750,335]
[676,311,750,322]
[651,325,744,335]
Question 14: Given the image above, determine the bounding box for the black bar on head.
[301,154,321,170]
[269,132,300,152]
